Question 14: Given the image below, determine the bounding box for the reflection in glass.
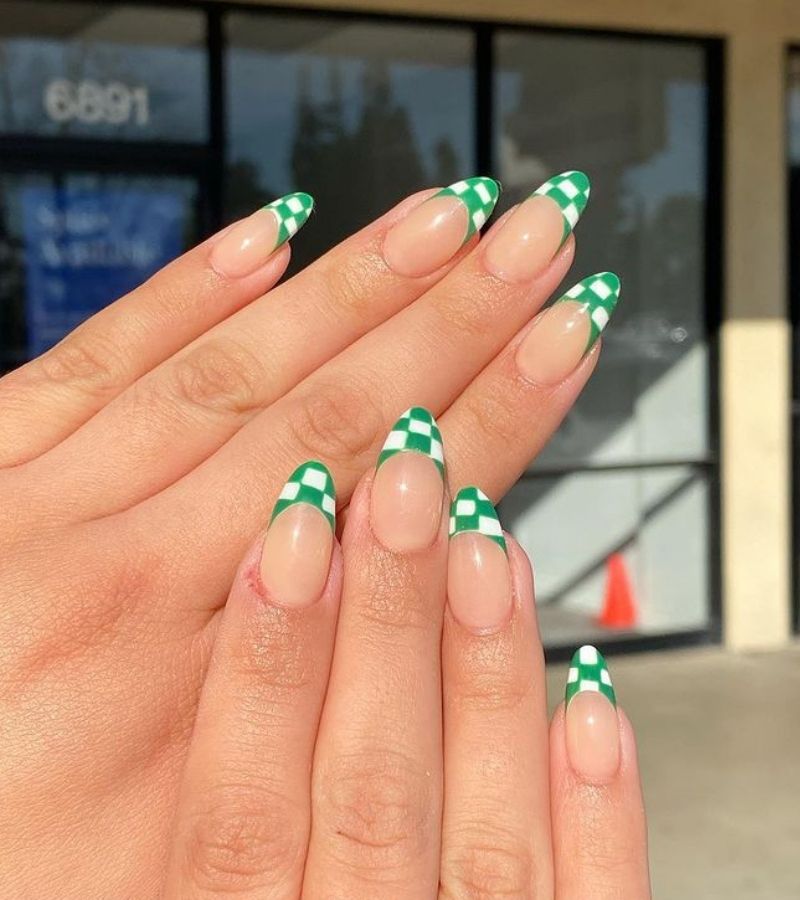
[0,172,198,370]
[502,467,710,647]
[495,32,709,467]
[225,14,474,269]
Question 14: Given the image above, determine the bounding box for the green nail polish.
[557,271,621,350]
[565,645,616,707]
[532,170,590,243]
[449,486,506,554]
[434,176,501,242]
[264,192,314,249]
[270,460,336,531]
[377,407,444,477]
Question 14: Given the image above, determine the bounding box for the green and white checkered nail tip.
[557,271,621,350]
[449,486,506,554]
[532,170,591,243]
[434,176,501,241]
[263,191,315,249]
[376,407,445,477]
[565,645,616,707]
[269,460,336,532]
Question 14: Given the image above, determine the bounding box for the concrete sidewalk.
[546,645,800,899]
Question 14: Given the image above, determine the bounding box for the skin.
[164,464,650,896]
[0,188,622,895]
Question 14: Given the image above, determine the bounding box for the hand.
[0,173,620,895]
[165,426,650,897]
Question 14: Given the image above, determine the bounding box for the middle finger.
[302,411,449,897]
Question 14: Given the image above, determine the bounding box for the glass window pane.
[225,13,474,269]
[495,32,709,467]
[502,467,711,648]
[0,172,199,369]
[0,2,207,142]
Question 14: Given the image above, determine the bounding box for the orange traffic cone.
[596,553,638,629]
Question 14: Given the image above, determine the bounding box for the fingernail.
[260,460,335,608]
[211,192,314,278]
[516,272,621,385]
[383,177,500,277]
[565,645,620,782]
[447,487,511,633]
[484,170,590,283]
[370,407,445,552]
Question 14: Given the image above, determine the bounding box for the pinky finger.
[550,647,651,899]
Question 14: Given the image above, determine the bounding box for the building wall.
[220,0,797,650]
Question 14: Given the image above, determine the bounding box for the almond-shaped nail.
[484,170,590,283]
[370,407,444,552]
[260,460,335,608]
[383,177,500,277]
[565,645,620,782]
[516,271,621,385]
[211,191,314,278]
[447,486,511,633]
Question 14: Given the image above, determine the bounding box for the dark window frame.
[0,0,725,659]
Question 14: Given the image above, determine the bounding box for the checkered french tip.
[532,170,590,244]
[376,407,445,478]
[556,271,621,351]
[269,460,336,532]
[449,486,507,554]
[263,191,314,249]
[434,176,501,242]
[565,645,617,708]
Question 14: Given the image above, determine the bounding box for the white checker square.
[600,669,612,686]
[322,494,336,515]
[449,516,456,532]
[567,667,578,683]
[580,680,600,692]
[560,180,579,199]
[590,279,612,300]
[286,196,304,214]
[383,431,406,451]
[579,645,598,665]
[451,180,469,194]
[479,515,503,537]
[592,307,610,331]
[302,468,328,491]
[563,203,579,227]
[284,216,298,236]
[279,482,300,501]
[456,498,477,516]
[474,181,491,204]
[565,283,584,298]
[472,209,486,231]
[409,418,433,436]
[430,439,444,463]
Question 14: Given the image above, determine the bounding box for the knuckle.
[169,338,264,416]
[37,332,127,398]
[184,782,305,893]
[434,276,505,340]
[449,659,534,714]
[316,249,382,321]
[462,392,521,448]
[317,747,433,871]
[230,604,315,694]
[286,379,383,465]
[443,827,533,899]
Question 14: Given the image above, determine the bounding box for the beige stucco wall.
[224,0,795,649]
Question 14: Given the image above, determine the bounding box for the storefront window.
[0,2,208,142]
[495,31,713,645]
[225,13,474,269]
